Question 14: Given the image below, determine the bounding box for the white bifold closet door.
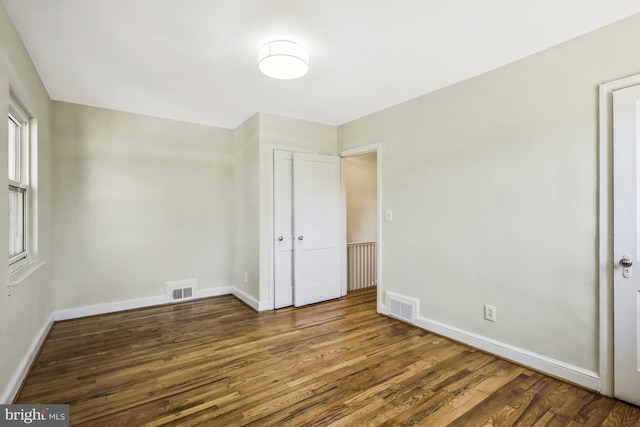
[274,150,342,308]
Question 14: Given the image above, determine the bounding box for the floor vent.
[386,292,418,324]
[166,279,197,302]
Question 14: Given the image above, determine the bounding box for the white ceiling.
[3,1,640,129]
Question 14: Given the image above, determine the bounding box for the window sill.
[8,260,45,290]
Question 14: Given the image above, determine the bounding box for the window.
[8,100,29,269]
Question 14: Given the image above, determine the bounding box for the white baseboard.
[257,300,271,311]
[379,301,599,391]
[54,295,170,321]
[54,286,234,321]
[1,312,54,404]
[232,286,261,311]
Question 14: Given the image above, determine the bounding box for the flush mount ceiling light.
[258,40,309,80]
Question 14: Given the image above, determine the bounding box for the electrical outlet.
[484,305,496,322]
[243,272,248,283]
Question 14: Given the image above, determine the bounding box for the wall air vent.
[171,286,194,301]
[166,278,198,302]
[386,291,418,324]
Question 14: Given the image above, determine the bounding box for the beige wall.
[0,5,53,401]
[338,13,640,372]
[346,152,377,243]
[52,102,233,309]
[232,113,260,299]
[51,106,337,313]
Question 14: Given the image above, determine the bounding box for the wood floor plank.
[570,394,619,426]
[602,402,640,426]
[15,288,640,426]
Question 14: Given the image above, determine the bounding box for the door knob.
[620,255,633,268]
[298,235,304,241]
[278,236,284,242]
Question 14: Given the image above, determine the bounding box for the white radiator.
[347,241,377,291]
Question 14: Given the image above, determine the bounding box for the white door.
[293,152,343,306]
[613,84,640,405]
[273,150,294,309]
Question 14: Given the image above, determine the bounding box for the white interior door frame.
[598,73,640,396]
[339,143,382,311]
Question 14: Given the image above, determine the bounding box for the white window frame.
[8,98,31,273]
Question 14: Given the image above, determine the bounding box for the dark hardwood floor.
[15,288,640,426]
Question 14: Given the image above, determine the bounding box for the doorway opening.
[345,152,378,294]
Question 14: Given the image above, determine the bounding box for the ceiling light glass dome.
[259,40,309,80]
